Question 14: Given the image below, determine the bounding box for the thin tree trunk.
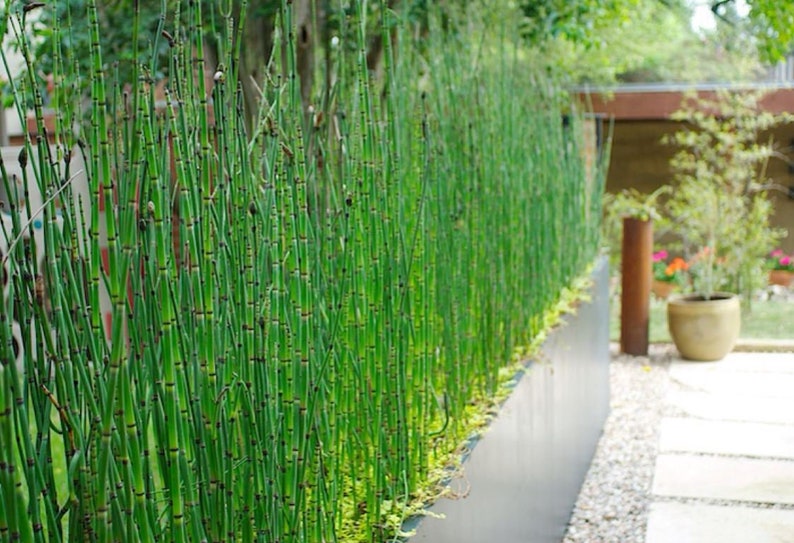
[236,2,276,135]
[227,1,315,132]
[294,0,315,109]
[366,0,398,73]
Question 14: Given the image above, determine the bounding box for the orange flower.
[665,257,688,276]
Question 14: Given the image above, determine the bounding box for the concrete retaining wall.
[409,256,611,543]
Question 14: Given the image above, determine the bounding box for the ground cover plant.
[0,1,606,541]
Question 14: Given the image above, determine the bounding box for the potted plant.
[766,249,794,287]
[662,89,789,361]
[651,250,687,299]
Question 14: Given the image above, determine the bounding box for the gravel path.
[562,344,675,543]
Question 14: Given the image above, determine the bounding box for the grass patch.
[609,294,794,343]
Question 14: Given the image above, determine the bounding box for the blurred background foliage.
[5,0,794,118]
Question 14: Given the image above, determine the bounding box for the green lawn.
[609,296,794,343]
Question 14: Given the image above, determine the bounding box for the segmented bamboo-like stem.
[0,2,605,541]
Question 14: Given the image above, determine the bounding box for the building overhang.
[575,83,794,120]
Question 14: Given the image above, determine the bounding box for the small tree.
[665,89,790,301]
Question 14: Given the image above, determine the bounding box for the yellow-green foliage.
[665,89,789,300]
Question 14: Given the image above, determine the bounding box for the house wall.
[603,116,794,254]
[581,85,794,254]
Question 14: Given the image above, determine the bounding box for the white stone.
[716,351,794,371]
[668,389,794,425]
[653,453,794,504]
[659,417,794,459]
[646,501,794,543]
[669,362,794,398]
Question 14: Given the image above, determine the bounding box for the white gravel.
[562,344,676,543]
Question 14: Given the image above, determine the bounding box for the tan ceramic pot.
[666,293,740,361]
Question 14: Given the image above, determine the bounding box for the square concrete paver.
[659,417,794,459]
[653,454,794,505]
[668,389,794,425]
[646,501,794,543]
[695,352,794,373]
[669,364,794,399]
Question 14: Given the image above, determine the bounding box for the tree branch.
[711,0,736,25]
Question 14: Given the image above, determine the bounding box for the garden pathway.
[645,349,794,543]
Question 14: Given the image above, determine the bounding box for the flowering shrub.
[767,249,794,272]
[652,250,689,283]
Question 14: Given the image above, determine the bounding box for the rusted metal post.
[620,217,652,356]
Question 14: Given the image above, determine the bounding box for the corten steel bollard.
[620,217,652,356]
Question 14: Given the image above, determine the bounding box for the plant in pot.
[663,89,789,361]
[651,250,687,299]
[766,249,794,287]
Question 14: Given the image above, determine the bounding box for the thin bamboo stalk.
[0,2,605,541]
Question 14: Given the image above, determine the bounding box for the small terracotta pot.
[651,279,676,300]
[768,270,794,288]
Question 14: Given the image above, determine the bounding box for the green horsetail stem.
[0,1,605,541]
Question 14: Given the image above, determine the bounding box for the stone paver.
[653,453,794,505]
[646,502,794,543]
[659,417,794,459]
[668,389,794,425]
[681,351,794,373]
[735,339,794,354]
[642,350,794,542]
[669,363,794,398]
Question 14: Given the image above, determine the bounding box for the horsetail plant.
[0,1,606,541]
